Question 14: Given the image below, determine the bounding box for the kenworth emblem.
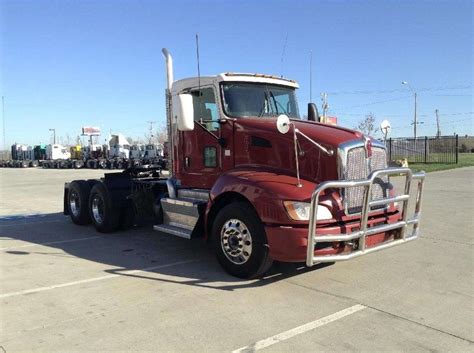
[364,137,373,158]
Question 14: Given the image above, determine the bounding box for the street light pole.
[402,81,417,138]
[414,92,417,138]
[49,128,56,144]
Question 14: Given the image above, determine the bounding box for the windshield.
[222,83,300,119]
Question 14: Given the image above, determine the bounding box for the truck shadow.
[1,213,334,291]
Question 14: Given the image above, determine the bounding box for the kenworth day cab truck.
[64,48,425,278]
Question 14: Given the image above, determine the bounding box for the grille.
[344,146,388,214]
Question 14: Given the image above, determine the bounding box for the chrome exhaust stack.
[162,48,174,91]
[162,48,174,177]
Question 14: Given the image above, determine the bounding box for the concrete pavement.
[0,167,473,352]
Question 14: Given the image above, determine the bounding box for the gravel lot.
[1,167,473,352]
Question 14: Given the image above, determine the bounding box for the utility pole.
[320,93,328,123]
[49,128,56,144]
[147,121,156,144]
[402,81,418,138]
[435,109,441,138]
[414,92,417,138]
[2,96,5,151]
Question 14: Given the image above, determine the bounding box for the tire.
[88,182,120,233]
[68,180,91,225]
[212,202,273,279]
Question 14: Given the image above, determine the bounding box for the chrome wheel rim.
[91,195,104,224]
[220,219,252,265]
[69,190,80,217]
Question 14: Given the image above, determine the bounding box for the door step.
[154,196,207,239]
[153,224,192,239]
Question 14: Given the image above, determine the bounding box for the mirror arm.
[294,128,334,156]
[292,124,302,188]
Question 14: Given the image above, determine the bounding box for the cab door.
[177,86,233,189]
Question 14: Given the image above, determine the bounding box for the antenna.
[280,33,288,78]
[195,33,203,123]
[196,33,201,91]
[309,51,313,103]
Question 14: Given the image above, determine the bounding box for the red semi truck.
[64,48,425,278]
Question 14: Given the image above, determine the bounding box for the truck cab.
[64,49,425,279]
[143,144,163,159]
[47,144,71,160]
[109,134,131,159]
[129,144,144,159]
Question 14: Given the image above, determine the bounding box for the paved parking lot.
[0,167,473,352]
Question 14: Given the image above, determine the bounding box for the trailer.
[66,48,424,278]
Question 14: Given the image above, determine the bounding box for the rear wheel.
[68,180,91,225]
[88,182,119,233]
[212,202,273,279]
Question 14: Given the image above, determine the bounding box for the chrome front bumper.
[306,167,425,266]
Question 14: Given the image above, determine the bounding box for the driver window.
[192,87,219,131]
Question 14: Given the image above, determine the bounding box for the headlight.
[283,201,332,221]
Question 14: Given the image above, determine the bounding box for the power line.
[330,111,473,117]
[431,94,472,97]
[334,95,411,110]
[326,84,471,95]
[393,117,472,129]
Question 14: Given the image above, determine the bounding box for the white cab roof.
[172,73,299,93]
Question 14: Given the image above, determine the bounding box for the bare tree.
[356,113,376,136]
[144,124,167,144]
[65,133,72,146]
[155,125,168,144]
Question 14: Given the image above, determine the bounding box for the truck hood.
[232,117,364,183]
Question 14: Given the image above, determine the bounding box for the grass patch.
[409,153,474,173]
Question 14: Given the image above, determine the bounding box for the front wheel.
[212,202,273,279]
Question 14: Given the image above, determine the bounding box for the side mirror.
[175,93,194,131]
[276,114,290,134]
[308,103,320,122]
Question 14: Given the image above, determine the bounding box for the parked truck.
[64,48,425,278]
[42,144,71,168]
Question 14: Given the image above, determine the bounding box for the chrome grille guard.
[306,167,425,267]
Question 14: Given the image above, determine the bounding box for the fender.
[204,168,319,237]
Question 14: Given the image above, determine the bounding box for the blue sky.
[1,0,472,147]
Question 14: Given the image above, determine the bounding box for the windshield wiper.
[269,90,288,115]
[258,92,269,117]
